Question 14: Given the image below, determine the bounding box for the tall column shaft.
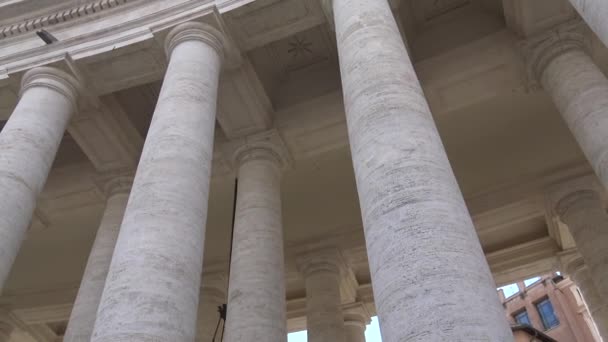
[300,257,345,342]
[570,263,608,339]
[91,22,224,342]
[568,0,608,48]
[224,146,286,342]
[539,47,608,189]
[557,191,608,302]
[63,178,131,342]
[0,67,79,291]
[330,0,512,340]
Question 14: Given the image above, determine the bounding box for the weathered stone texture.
[541,49,608,190]
[331,0,513,340]
[557,190,608,305]
[224,148,287,342]
[0,67,78,292]
[300,255,345,342]
[91,22,223,342]
[63,185,130,342]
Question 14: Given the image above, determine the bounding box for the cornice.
[0,0,219,74]
[0,0,132,41]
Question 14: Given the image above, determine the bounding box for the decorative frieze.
[0,0,130,40]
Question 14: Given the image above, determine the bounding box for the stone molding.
[543,175,604,249]
[92,170,134,198]
[19,66,82,107]
[342,302,371,327]
[558,249,587,277]
[522,20,590,86]
[296,248,343,278]
[0,0,132,41]
[554,189,601,218]
[223,129,292,171]
[164,21,226,60]
[545,175,604,218]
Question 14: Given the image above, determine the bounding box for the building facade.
[0,0,608,341]
[500,274,602,342]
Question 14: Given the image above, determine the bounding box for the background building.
[500,274,603,342]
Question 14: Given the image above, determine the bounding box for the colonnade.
[0,0,608,340]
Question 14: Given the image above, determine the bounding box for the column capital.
[20,66,82,107]
[522,20,590,85]
[342,302,371,328]
[296,248,344,278]
[555,189,602,218]
[544,175,604,218]
[93,170,134,198]
[224,129,292,171]
[165,22,225,60]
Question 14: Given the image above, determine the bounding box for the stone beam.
[487,236,560,286]
[217,59,273,139]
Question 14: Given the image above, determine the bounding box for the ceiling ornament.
[287,35,313,58]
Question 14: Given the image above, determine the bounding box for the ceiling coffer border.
[0,0,130,40]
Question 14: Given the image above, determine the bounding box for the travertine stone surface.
[0,67,79,292]
[298,251,345,342]
[536,44,608,190]
[91,22,224,342]
[556,190,608,303]
[331,0,512,340]
[567,257,608,339]
[224,144,287,342]
[63,177,132,342]
[568,0,608,48]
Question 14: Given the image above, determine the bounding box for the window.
[514,310,531,326]
[536,298,560,330]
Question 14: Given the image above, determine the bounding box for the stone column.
[556,190,608,302]
[327,0,513,340]
[63,175,132,342]
[91,22,224,342]
[224,132,288,342]
[343,304,370,342]
[0,67,80,292]
[568,0,608,48]
[297,250,345,342]
[566,255,608,338]
[528,25,608,190]
[195,273,227,342]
